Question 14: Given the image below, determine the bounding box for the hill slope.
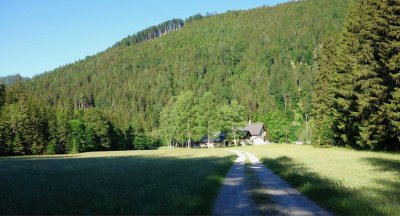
[27,0,351,131]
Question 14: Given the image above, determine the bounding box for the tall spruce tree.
[333,0,400,150]
[0,83,5,109]
[332,1,361,147]
[381,0,400,150]
[311,37,337,146]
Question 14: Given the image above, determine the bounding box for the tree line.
[0,79,159,156]
[115,19,185,47]
[114,13,216,48]
[312,0,400,150]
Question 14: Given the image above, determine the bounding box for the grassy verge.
[0,149,234,215]
[240,144,400,215]
[244,162,278,215]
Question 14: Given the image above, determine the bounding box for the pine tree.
[333,0,400,150]
[334,0,364,148]
[381,0,400,150]
[311,36,337,146]
[47,109,59,154]
[0,83,5,109]
[12,134,24,155]
[125,125,135,150]
[0,106,13,155]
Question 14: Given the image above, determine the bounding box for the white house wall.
[251,136,266,145]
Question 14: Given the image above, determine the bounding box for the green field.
[241,144,400,215]
[0,149,234,215]
[2,145,399,215]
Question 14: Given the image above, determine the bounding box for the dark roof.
[200,132,226,143]
[241,123,265,136]
[238,130,251,139]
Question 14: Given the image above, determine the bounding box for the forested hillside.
[0,0,354,155]
[28,0,349,129]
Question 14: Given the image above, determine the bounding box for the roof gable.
[242,123,265,136]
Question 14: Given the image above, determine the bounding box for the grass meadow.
[0,149,234,215]
[241,144,400,215]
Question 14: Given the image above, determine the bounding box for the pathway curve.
[212,150,332,216]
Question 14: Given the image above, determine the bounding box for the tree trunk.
[232,127,237,147]
[305,113,310,144]
[207,121,211,145]
[187,120,191,148]
[284,87,288,143]
[286,126,288,143]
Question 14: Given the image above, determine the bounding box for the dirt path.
[212,150,258,216]
[212,150,332,216]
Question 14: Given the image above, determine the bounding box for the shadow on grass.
[0,154,234,215]
[363,157,400,173]
[260,156,385,215]
[362,157,400,214]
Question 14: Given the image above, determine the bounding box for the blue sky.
[0,0,288,77]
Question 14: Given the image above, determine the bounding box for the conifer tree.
[0,106,13,155]
[333,0,399,149]
[311,37,337,146]
[0,83,5,108]
[125,125,135,150]
[334,0,366,148]
[381,0,400,150]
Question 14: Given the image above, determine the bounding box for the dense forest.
[0,78,161,156]
[312,0,400,150]
[0,0,351,155]
[1,0,398,155]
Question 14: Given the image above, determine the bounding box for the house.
[199,132,227,148]
[240,122,268,145]
[196,122,268,147]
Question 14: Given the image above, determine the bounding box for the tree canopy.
[312,0,400,150]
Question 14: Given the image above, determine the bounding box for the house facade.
[241,122,268,145]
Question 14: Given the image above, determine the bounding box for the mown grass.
[240,144,400,215]
[0,149,234,215]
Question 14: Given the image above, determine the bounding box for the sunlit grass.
[0,148,234,215]
[240,144,400,215]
